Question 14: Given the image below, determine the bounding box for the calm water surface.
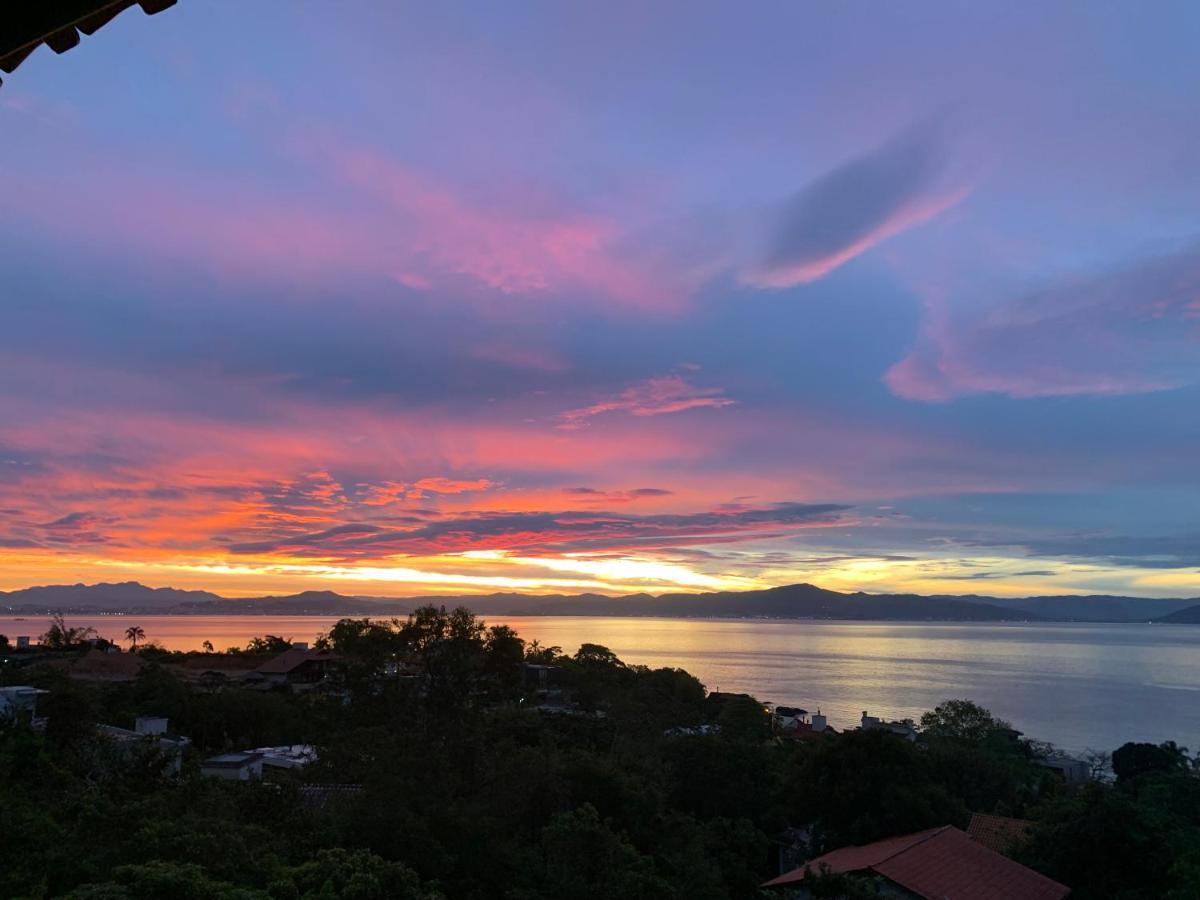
[3,614,1197,753]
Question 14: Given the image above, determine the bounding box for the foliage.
[2,608,1197,899]
[920,698,1013,744]
[245,635,294,654]
[1112,740,1190,782]
[40,613,98,650]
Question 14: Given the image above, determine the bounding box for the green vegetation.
[1,608,1198,899]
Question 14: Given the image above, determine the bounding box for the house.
[96,716,190,775]
[250,649,344,688]
[200,751,264,780]
[967,813,1033,855]
[860,709,918,741]
[763,825,1070,899]
[1037,754,1090,782]
[246,744,318,773]
[774,706,809,729]
[775,706,835,741]
[0,685,48,727]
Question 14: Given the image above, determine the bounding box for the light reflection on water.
[2,614,1197,753]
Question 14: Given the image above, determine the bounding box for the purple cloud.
[888,244,1200,401]
[747,121,965,287]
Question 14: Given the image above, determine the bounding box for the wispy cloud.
[227,500,849,559]
[559,374,734,429]
[564,487,674,504]
[887,244,1200,401]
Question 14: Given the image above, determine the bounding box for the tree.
[525,640,565,665]
[533,804,671,899]
[920,699,1014,745]
[796,728,966,847]
[125,625,146,652]
[716,695,772,744]
[485,625,526,697]
[400,606,486,705]
[575,643,624,668]
[281,848,442,899]
[0,634,9,651]
[201,640,214,653]
[245,635,292,654]
[40,614,97,650]
[322,617,406,668]
[1113,741,1190,783]
[61,861,266,900]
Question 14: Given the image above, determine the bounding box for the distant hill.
[0,581,223,612]
[950,593,1198,622]
[1156,604,1200,624]
[3,580,1196,623]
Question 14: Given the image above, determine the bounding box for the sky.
[0,1,1198,599]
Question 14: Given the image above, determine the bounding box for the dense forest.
[1,608,1198,899]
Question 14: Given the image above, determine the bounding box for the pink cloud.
[0,131,677,308]
[558,374,735,429]
[321,141,675,306]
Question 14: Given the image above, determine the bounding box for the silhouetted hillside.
[1156,604,1200,624]
[952,593,1198,622]
[5,580,1196,623]
[0,581,222,612]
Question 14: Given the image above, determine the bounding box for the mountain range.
[2,581,1198,623]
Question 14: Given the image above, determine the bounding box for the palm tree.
[125,625,146,652]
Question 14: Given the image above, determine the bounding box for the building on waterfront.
[763,825,1070,899]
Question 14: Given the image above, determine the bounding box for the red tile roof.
[967,813,1033,854]
[764,825,1069,900]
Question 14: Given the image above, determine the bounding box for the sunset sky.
[1,2,1198,599]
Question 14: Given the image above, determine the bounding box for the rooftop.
[967,813,1034,855]
[202,752,263,767]
[764,825,1070,900]
[255,648,343,675]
